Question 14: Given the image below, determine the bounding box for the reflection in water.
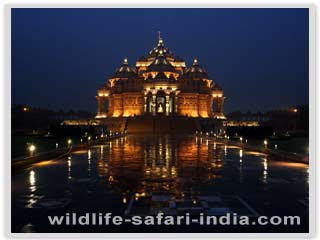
[12,134,309,233]
[96,135,225,198]
[29,170,36,193]
[67,156,72,180]
[26,170,38,208]
[262,158,268,184]
[239,149,243,183]
[88,149,92,176]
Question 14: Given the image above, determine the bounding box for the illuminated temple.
[96,34,226,119]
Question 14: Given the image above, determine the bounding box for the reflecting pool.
[11,135,309,233]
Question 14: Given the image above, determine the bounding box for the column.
[165,94,170,116]
[152,93,156,116]
[174,91,179,114]
[144,93,147,113]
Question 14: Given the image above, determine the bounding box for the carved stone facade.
[96,35,226,119]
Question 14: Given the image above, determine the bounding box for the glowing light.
[108,175,114,182]
[29,170,36,189]
[29,144,36,153]
[67,139,72,145]
[239,149,243,158]
[123,197,127,204]
[293,108,298,113]
[275,144,278,150]
[263,139,268,147]
[55,143,59,149]
[23,107,28,112]
[88,136,91,141]
[240,137,243,143]
[33,160,55,167]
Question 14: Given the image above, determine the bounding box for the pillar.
[152,93,156,116]
[165,94,170,116]
[174,91,179,113]
[144,95,147,113]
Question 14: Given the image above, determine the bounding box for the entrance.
[156,91,166,115]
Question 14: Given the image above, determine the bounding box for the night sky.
[11,8,309,113]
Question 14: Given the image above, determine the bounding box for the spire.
[158,31,163,46]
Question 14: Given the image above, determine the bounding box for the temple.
[96,33,226,119]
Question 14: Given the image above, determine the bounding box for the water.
[11,135,309,233]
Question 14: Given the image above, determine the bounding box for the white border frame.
[1,2,316,239]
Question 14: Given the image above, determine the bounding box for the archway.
[156,90,166,115]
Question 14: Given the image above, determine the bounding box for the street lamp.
[263,139,268,148]
[29,144,36,155]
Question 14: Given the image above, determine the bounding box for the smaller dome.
[185,58,208,79]
[112,58,137,78]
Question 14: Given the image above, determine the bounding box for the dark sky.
[11,8,309,113]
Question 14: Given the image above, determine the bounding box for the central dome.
[148,35,174,59]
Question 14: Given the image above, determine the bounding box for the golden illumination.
[96,36,225,119]
[29,170,36,187]
[29,144,36,153]
[33,160,55,167]
[263,140,268,146]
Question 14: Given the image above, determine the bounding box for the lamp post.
[67,139,72,148]
[29,144,36,156]
[263,139,268,148]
